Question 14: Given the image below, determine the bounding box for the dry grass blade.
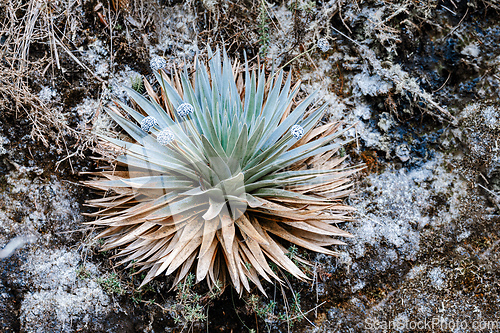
[0,0,95,155]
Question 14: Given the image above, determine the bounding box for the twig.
[108,1,115,75]
[57,228,94,235]
[441,5,457,16]
[277,266,317,328]
[140,299,170,312]
[48,7,61,70]
[272,46,317,79]
[424,98,456,123]
[63,136,75,174]
[17,0,43,72]
[374,6,408,28]
[331,27,362,47]
[304,50,318,71]
[432,72,451,93]
[444,8,469,39]
[479,173,489,185]
[478,183,498,198]
[338,2,352,34]
[279,283,291,333]
[55,151,77,171]
[315,264,319,318]
[261,0,281,31]
[355,123,360,152]
[54,37,104,82]
[287,301,327,322]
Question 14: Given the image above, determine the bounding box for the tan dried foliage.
[0,0,84,149]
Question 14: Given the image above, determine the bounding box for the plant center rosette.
[83,48,361,295]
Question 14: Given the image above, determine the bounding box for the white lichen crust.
[19,249,110,333]
[150,56,167,71]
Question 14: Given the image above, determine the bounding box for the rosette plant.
[84,48,359,295]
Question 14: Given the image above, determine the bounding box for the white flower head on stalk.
[176,103,194,117]
[140,116,158,132]
[317,38,330,52]
[150,56,167,71]
[291,124,304,139]
[157,129,175,146]
[84,47,361,296]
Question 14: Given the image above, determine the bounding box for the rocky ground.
[1,0,500,332]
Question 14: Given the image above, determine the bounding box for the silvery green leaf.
[201,135,232,181]
[227,124,248,173]
[153,71,183,107]
[259,92,320,151]
[225,114,240,153]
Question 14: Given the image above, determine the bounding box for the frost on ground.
[310,150,499,332]
[149,2,198,61]
[0,136,8,156]
[1,0,500,331]
[348,154,468,262]
[0,167,81,248]
[0,168,111,332]
[458,103,500,190]
[73,68,142,146]
[19,249,110,333]
[292,1,500,327]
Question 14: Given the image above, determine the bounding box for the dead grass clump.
[0,0,80,150]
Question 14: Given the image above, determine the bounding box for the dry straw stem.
[0,0,108,156]
[84,49,362,295]
[0,0,82,149]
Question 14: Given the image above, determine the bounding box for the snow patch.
[38,86,57,103]
[0,170,80,250]
[457,230,470,242]
[0,135,8,155]
[20,249,110,332]
[428,267,446,290]
[354,72,393,96]
[461,43,480,58]
[349,155,468,263]
[406,265,427,280]
[352,280,366,292]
